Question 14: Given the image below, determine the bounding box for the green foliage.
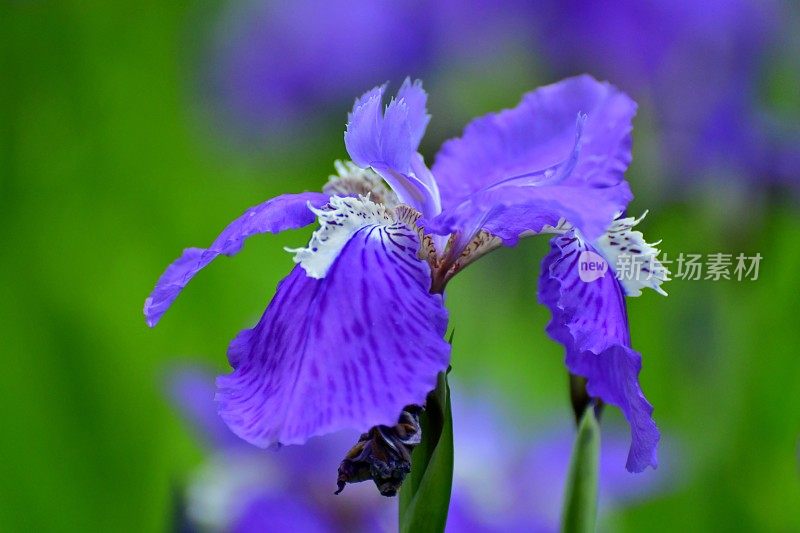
[399,372,454,533]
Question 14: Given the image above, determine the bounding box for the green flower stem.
[561,406,601,533]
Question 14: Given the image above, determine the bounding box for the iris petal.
[432,74,637,208]
[426,76,637,247]
[428,177,632,248]
[344,78,430,174]
[396,77,431,150]
[344,84,388,170]
[344,79,440,217]
[216,221,450,447]
[538,232,659,472]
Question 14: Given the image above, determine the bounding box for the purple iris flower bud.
[146,76,668,475]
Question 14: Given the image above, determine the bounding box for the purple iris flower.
[538,213,668,472]
[145,75,668,473]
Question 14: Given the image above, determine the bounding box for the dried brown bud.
[335,407,422,497]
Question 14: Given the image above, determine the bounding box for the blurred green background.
[2,2,799,531]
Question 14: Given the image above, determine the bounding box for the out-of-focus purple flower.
[426,0,538,63]
[446,385,677,532]
[205,0,542,139]
[169,367,394,532]
[207,0,430,135]
[207,0,798,193]
[535,0,798,190]
[170,369,674,531]
[170,365,250,451]
[146,76,666,474]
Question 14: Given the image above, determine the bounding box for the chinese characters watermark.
[657,252,762,281]
[577,252,762,283]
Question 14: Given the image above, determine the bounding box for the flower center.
[323,160,399,207]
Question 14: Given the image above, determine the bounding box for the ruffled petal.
[432,74,637,208]
[426,91,634,246]
[380,95,414,173]
[538,232,659,472]
[344,79,430,175]
[144,192,329,327]
[396,77,431,150]
[216,215,450,447]
[428,179,632,247]
[344,84,388,170]
[344,80,440,217]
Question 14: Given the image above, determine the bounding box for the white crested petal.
[595,212,670,297]
[287,195,395,279]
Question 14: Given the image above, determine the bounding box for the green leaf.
[398,371,454,533]
[561,407,601,533]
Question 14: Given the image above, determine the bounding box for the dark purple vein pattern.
[216,222,450,447]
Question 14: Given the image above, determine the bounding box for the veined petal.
[216,198,450,447]
[538,232,659,472]
[144,192,328,327]
[432,74,637,208]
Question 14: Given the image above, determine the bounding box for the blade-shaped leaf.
[561,407,601,533]
[399,370,453,533]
